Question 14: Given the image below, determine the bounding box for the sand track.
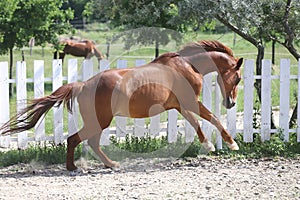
[0,156,299,200]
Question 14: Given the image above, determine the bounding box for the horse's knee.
[87,133,101,148]
[87,138,98,148]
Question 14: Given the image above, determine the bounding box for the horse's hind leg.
[66,126,97,171]
[66,123,118,171]
[178,109,215,152]
[67,132,82,171]
[88,133,119,168]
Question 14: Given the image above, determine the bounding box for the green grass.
[103,131,300,162]
[0,142,82,167]
[1,132,299,168]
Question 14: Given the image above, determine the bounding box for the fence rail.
[0,58,299,149]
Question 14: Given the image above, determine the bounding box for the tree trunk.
[155,41,159,58]
[290,103,297,128]
[254,45,264,102]
[106,42,110,59]
[9,48,13,97]
[233,33,236,47]
[53,51,58,59]
[283,44,300,128]
[272,40,275,65]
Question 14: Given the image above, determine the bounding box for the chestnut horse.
[0,40,243,171]
[54,39,105,62]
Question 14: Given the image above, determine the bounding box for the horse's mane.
[178,40,233,57]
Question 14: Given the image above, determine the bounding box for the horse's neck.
[182,52,220,75]
[93,46,103,59]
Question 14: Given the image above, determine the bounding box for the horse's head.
[217,57,243,109]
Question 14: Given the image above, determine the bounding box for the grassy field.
[0,23,299,135]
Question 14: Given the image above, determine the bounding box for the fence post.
[202,73,213,141]
[261,60,272,141]
[185,119,195,143]
[227,103,237,138]
[298,59,300,142]
[0,62,10,148]
[243,59,255,142]
[99,59,111,145]
[68,59,78,136]
[168,109,178,143]
[134,60,147,137]
[115,60,127,138]
[52,59,64,145]
[215,83,222,149]
[279,59,290,141]
[16,61,28,149]
[34,60,45,141]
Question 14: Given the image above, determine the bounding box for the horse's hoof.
[105,161,120,169]
[202,141,216,152]
[227,141,239,150]
[67,164,78,172]
[69,168,83,176]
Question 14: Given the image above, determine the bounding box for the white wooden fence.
[0,58,299,149]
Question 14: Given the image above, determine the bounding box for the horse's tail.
[0,82,84,136]
[93,46,105,60]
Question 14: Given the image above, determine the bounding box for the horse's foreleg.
[196,101,239,150]
[178,109,215,152]
[87,133,120,168]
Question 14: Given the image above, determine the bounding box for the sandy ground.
[0,156,299,200]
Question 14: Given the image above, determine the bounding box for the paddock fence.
[0,58,299,149]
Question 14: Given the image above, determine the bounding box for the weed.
[1,131,299,168]
[0,142,82,167]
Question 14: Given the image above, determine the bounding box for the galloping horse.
[54,39,105,62]
[0,40,243,171]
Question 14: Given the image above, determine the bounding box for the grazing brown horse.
[54,39,105,62]
[0,40,243,171]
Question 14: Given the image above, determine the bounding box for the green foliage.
[110,134,169,153]
[1,131,299,168]
[252,98,261,129]
[0,0,74,54]
[105,131,300,161]
[101,133,203,161]
[0,143,82,167]
[179,0,300,55]
[85,0,187,55]
[216,132,300,158]
[62,0,89,20]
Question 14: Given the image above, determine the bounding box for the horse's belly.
[112,85,171,118]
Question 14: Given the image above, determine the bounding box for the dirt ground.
[0,156,299,200]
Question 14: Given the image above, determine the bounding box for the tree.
[178,0,281,129]
[85,0,184,58]
[62,0,90,21]
[0,0,74,96]
[180,0,300,128]
[265,0,300,60]
[263,0,300,126]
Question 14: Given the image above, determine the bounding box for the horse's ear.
[235,58,243,70]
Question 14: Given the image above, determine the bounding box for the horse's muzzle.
[223,97,236,109]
